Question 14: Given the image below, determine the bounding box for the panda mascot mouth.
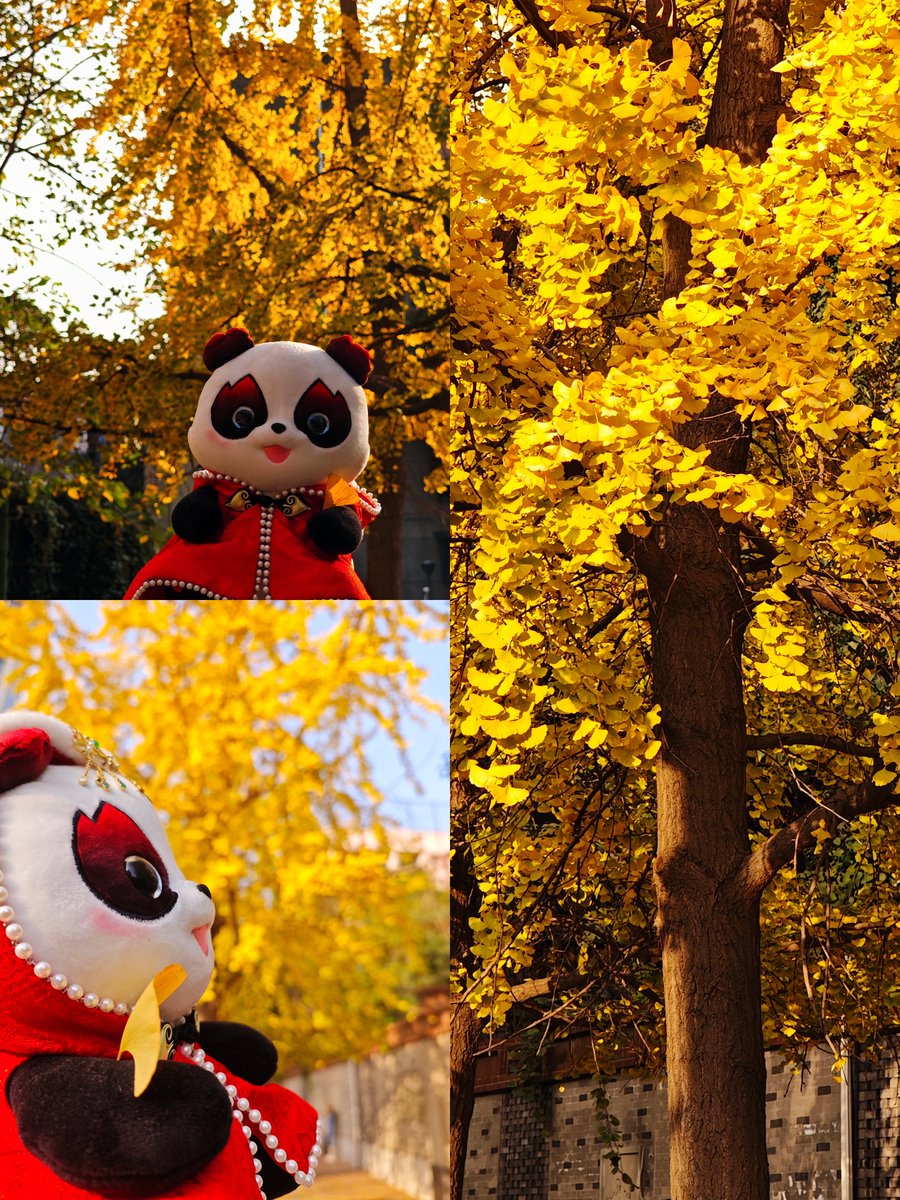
[193,924,212,955]
[0,711,321,1199]
[263,446,292,464]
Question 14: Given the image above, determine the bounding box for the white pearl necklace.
[178,1041,321,1196]
[130,579,226,600]
[0,881,132,1016]
[254,505,274,599]
[192,468,382,514]
[193,471,326,502]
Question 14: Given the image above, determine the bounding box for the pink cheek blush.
[90,908,142,937]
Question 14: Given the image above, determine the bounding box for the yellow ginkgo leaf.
[117,964,187,1097]
[322,474,359,509]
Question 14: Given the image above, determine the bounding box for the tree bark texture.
[339,0,371,147]
[450,779,488,1200]
[629,0,789,1191]
[633,399,769,1200]
[705,0,788,162]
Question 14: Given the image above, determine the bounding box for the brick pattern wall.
[465,1049,843,1200]
[548,1080,604,1200]
[499,1088,551,1200]
[765,1052,841,1200]
[857,1054,900,1199]
[466,1098,503,1199]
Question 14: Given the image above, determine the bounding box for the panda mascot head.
[0,711,321,1199]
[124,326,380,600]
[190,327,372,494]
[0,710,214,1023]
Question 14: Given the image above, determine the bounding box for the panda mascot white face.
[188,331,371,494]
[0,712,215,1023]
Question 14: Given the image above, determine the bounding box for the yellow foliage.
[0,600,448,1069]
[453,0,900,1064]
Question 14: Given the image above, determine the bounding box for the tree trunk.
[636,401,767,1200]
[636,404,766,1194]
[339,0,371,148]
[450,779,488,1200]
[362,444,404,597]
[632,0,789,1192]
[0,502,8,601]
[705,0,788,163]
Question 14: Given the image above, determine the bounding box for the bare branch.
[746,732,875,759]
[509,0,576,49]
[788,575,894,625]
[586,598,626,640]
[742,779,899,898]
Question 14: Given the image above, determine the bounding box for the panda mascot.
[125,327,381,600]
[0,711,320,1198]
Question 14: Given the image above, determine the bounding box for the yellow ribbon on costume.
[323,473,359,509]
[117,964,187,1097]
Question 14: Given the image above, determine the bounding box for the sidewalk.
[290,1158,416,1199]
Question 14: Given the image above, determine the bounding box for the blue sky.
[59,602,449,832]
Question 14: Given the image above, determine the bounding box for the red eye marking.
[73,802,176,922]
[211,374,268,440]
[293,379,352,448]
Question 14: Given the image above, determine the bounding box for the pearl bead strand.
[0,877,131,1016]
[179,1042,321,1194]
[194,470,327,503]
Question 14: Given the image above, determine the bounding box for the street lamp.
[421,559,435,599]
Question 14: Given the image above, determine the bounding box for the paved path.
[289,1159,415,1199]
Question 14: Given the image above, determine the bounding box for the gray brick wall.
[765,1051,841,1200]
[500,1088,551,1200]
[465,1049,844,1200]
[857,1053,900,1199]
[466,1098,502,1199]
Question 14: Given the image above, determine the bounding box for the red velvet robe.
[0,950,318,1198]
[124,473,380,600]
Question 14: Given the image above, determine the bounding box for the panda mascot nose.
[197,884,212,898]
[270,422,286,434]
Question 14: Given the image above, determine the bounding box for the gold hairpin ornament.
[73,730,138,794]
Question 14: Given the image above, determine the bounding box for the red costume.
[0,946,318,1199]
[124,472,380,601]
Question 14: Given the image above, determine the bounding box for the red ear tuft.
[325,335,372,385]
[203,327,255,372]
[0,728,54,795]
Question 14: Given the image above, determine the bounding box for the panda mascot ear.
[325,334,372,385]
[0,727,77,795]
[203,327,255,372]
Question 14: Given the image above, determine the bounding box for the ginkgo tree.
[0,599,448,1070]
[453,0,900,1197]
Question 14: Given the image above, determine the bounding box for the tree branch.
[217,128,278,199]
[743,779,898,898]
[746,732,875,759]
[509,0,576,49]
[787,575,893,625]
[586,598,626,640]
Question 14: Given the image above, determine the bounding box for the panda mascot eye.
[211,374,268,440]
[232,405,257,432]
[125,854,164,899]
[294,380,352,448]
[307,412,330,436]
[73,802,177,921]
